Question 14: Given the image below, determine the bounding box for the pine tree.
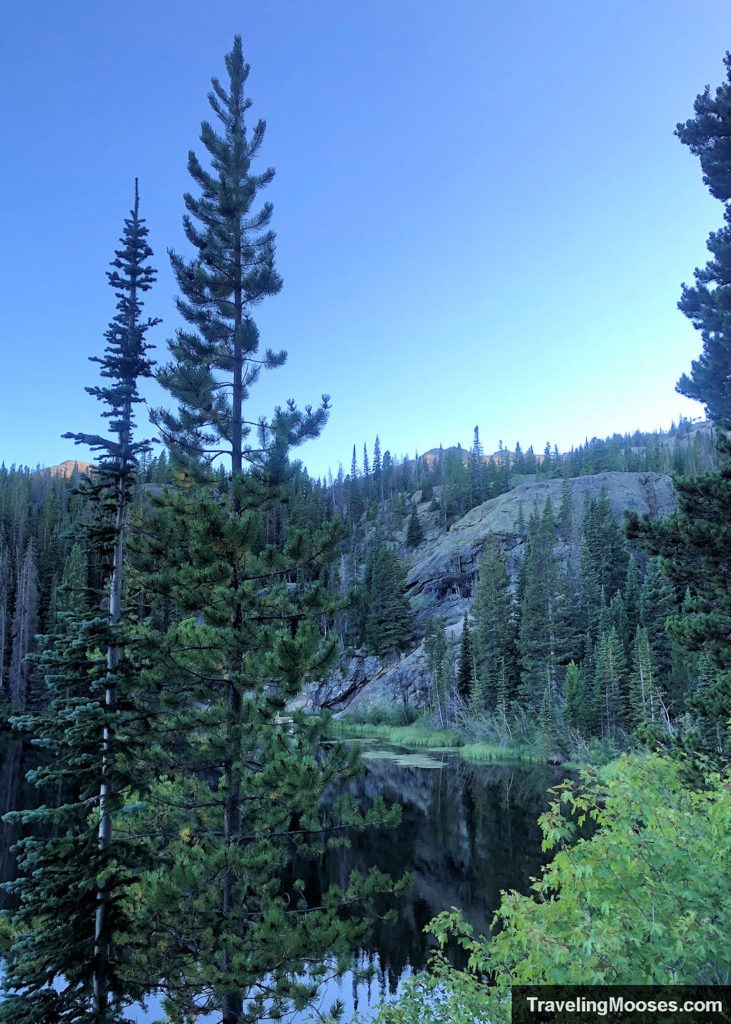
[562,660,584,730]
[624,555,641,640]
[557,476,575,543]
[0,545,9,692]
[141,39,389,1022]
[469,425,484,507]
[629,625,663,730]
[373,435,383,500]
[674,53,731,429]
[362,543,413,655]
[405,506,423,547]
[639,557,676,680]
[518,500,573,706]
[8,539,38,707]
[456,615,474,701]
[470,535,516,709]
[424,618,454,727]
[593,626,627,740]
[627,54,730,753]
[152,37,328,478]
[1,184,158,1022]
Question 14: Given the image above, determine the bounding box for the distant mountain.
[46,459,95,478]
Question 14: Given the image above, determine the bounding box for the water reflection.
[323,743,566,991]
[0,740,567,1021]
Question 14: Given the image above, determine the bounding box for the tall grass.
[329,719,464,748]
[458,741,543,764]
[329,719,551,763]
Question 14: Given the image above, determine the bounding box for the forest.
[0,32,729,1024]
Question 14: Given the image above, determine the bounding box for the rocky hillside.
[307,471,676,711]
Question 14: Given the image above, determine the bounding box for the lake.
[0,739,568,1022]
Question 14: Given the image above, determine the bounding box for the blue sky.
[2,0,730,478]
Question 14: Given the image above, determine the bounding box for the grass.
[458,741,544,764]
[329,719,547,764]
[328,719,464,748]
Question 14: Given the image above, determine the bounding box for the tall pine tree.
[1,182,158,1022]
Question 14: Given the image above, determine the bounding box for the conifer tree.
[518,500,573,706]
[8,538,38,707]
[405,505,423,547]
[1,183,158,1023]
[623,555,641,640]
[674,53,731,429]
[424,618,453,727]
[0,545,9,692]
[469,425,484,507]
[456,615,474,701]
[593,626,627,740]
[557,476,575,543]
[562,660,584,730]
[373,435,383,500]
[629,625,663,730]
[142,38,392,1022]
[626,55,730,753]
[361,542,413,655]
[639,557,676,679]
[470,535,516,709]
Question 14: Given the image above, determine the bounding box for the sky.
[2,0,730,479]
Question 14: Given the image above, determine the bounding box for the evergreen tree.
[8,538,38,707]
[362,543,413,655]
[152,37,328,478]
[141,39,390,1022]
[674,53,731,429]
[538,675,558,749]
[562,660,584,730]
[639,557,676,680]
[627,54,731,752]
[470,535,516,709]
[593,625,627,740]
[456,615,474,701]
[1,183,158,1022]
[578,487,628,650]
[557,476,575,543]
[424,618,454,727]
[0,545,9,692]
[628,625,664,730]
[623,555,641,640]
[518,500,573,706]
[405,505,423,547]
[373,435,383,500]
[469,425,484,507]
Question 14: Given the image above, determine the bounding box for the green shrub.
[377,750,730,1024]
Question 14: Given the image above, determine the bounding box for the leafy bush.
[376,750,730,1024]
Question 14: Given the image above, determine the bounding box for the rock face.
[307,471,676,712]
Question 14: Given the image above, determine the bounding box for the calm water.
[0,739,567,1022]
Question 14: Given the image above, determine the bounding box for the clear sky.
[2,0,730,478]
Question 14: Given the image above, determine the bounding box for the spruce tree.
[628,625,663,730]
[470,535,517,709]
[405,505,423,547]
[639,557,676,679]
[456,615,474,701]
[362,542,413,655]
[593,626,627,740]
[518,500,573,706]
[8,538,39,707]
[1,183,158,1023]
[562,660,584,731]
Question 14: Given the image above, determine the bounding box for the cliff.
[307,471,676,711]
